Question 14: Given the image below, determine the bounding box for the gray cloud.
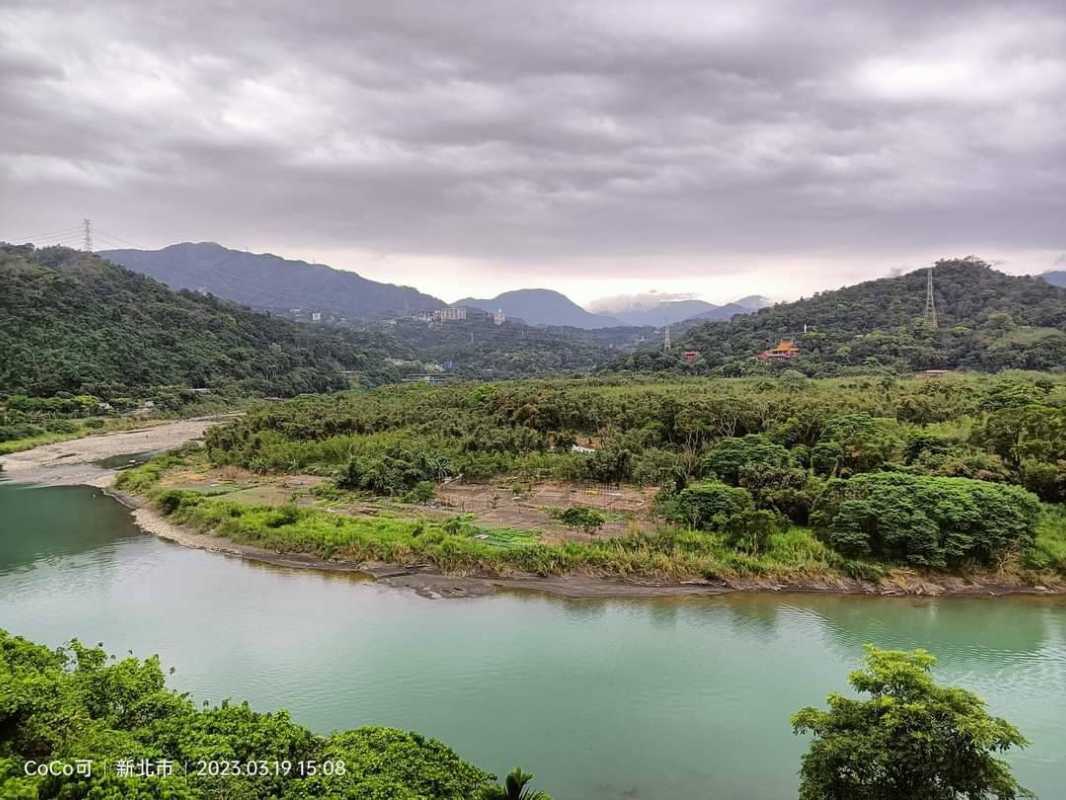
[1,0,1064,297]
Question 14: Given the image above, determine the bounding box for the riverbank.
[0,416,229,486]
[7,424,1065,600]
[121,490,1065,600]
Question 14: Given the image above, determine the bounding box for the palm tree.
[480,767,551,800]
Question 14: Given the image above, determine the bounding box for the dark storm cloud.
[1,0,1064,277]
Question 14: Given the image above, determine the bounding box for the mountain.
[598,295,773,327]
[732,295,773,311]
[1044,271,1066,288]
[0,244,401,398]
[614,258,1066,374]
[455,289,621,328]
[100,242,444,320]
[610,299,718,327]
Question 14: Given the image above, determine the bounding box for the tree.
[792,646,1030,800]
[481,767,551,800]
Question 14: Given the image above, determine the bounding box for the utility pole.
[924,266,938,329]
[82,218,93,252]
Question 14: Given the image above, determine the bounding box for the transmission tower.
[82,218,93,252]
[664,325,672,351]
[924,266,938,329]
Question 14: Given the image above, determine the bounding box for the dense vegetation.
[0,244,401,400]
[122,373,1066,582]
[793,646,1029,800]
[376,315,646,380]
[0,628,549,800]
[618,259,1066,375]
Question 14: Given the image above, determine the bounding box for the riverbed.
[2,481,1064,799]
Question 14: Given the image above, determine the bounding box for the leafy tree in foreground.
[0,629,507,799]
[480,767,551,800]
[792,646,1030,800]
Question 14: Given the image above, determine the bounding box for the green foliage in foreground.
[793,646,1030,800]
[0,628,519,800]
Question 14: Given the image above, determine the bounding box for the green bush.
[669,481,755,531]
[701,434,792,485]
[811,472,1041,567]
[555,506,607,534]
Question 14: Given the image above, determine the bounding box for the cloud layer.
[2,0,1064,301]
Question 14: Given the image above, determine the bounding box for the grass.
[1025,505,1066,573]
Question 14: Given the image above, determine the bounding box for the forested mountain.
[455,289,621,328]
[0,244,401,398]
[615,258,1066,374]
[101,242,444,320]
[1045,271,1066,288]
[383,315,649,379]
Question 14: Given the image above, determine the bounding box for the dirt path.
[0,417,223,486]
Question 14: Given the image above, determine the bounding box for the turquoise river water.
[1,481,1065,799]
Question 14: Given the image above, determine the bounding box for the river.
[2,481,1065,799]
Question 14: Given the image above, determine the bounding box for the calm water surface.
[2,481,1065,799]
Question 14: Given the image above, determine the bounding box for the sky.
[1,0,1065,306]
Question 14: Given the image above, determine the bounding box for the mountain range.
[1045,271,1066,288]
[615,257,1066,374]
[100,243,769,329]
[101,242,444,320]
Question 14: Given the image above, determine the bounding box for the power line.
[4,225,84,244]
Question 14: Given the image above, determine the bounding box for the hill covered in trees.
[455,288,621,328]
[101,242,444,320]
[0,244,401,399]
[617,258,1066,375]
[382,315,648,379]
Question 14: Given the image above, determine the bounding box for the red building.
[682,350,699,365]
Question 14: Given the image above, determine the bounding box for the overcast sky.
[2,0,1064,305]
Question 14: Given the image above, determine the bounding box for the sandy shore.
[0,417,224,486]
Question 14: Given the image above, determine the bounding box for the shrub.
[1020,459,1066,503]
[722,509,786,555]
[669,481,755,531]
[738,462,819,524]
[811,472,1041,567]
[555,506,607,534]
[701,435,792,485]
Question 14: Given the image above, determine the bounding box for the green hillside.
[618,258,1066,375]
[0,244,400,399]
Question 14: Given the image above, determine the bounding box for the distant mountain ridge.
[614,258,1066,374]
[604,295,772,327]
[1044,271,1066,288]
[100,242,444,320]
[455,289,621,328]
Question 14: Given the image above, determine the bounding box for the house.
[682,350,700,365]
[757,339,800,361]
